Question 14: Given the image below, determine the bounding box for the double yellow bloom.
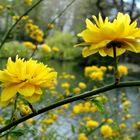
[78,12,140,57]
[0,56,57,105]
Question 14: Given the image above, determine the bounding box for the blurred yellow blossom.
[118,65,128,77]
[19,104,31,116]
[24,0,33,5]
[100,125,113,138]
[86,120,99,128]
[78,82,87,89]
[122,100,131,107]
[42,44,51,53]
[73,87,81,94]
[90,71,103,81]
[42,118,55,125]
[47,23,54,29]
[25,22,44,43]
[108,66,113,71]
[100,66,107,72]
[119,123,126,129]
[78,133,88,140]
[52,47,60,52]
[61,82,70,89]
[23,41,36,50]
[106,118,113,124]
[133,121,140,129]
[0,5,4,11]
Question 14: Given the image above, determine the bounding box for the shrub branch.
[0,0,45,50]
[0,81,140,134]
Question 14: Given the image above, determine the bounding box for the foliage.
[0,41,31,58]
[39,31,81,60]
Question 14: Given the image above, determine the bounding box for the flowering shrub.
[0,1,139,140]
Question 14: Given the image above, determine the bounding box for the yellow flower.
[23,41,36,50]
[52,47,60,52]
[86,120,99,128]
[118,65,128,77]
[73,104,82,114]
[42,118,54,125]
[42,44,51,53]
[90,71,103,81]
[12,16,19,22]
[0,56,57,103]
[47,23,54,29]
[100,66,107,72]
[133,121,140,129]
[108,65,113,71]
[61,82,70,89]
[78,133,88,140]
[26,118,35,124]
[0,5,4,11]
[78,82,87,89]
[119,123,126,129]
[122,100,131,107]
[20,104,31,116]
[78,12,140,57]
[24,0,32,5]
[73,87,81,94]
[101,125,113,138]
[106,118,113,124]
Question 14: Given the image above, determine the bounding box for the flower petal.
[82,47,99,57]
[35,87,42,95]
[1,85,18,101]
[18,84,35,97]
[25,94,41,103]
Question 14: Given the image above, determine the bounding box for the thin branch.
[50,0,76,24]
[0,81,140,134]
[120,0,124,13]
[96,0,105,20]
[129,0,136,18]
[45,0,76,36]
[0,0,45,50]
[132,13,140,21]
[113,46,119,85]
[112,0,119,11]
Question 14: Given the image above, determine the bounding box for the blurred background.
[0,0,140,65]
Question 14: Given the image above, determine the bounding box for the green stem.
[24,99,36,113]
[0,0,45,50]
[11,94,19,122]
[113,46,119,84]
[5,94,19,139]
[0,81,140,134]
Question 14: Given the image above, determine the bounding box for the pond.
[42,60,140,140]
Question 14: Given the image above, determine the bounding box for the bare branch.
[96,0,106,20]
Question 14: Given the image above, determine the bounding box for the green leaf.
[8,11,15,16]
[10,129,25,137]
[71,124,75,133]
[9,127,36,137]
[91,99,104,112]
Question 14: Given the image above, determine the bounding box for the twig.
[113,46,119,85]
[112,0,119,11]
[45,0,76,36]
[0,81,140,133]
[50,0,76,24]
[129,0,136,18]
[120,0,124,13]
[96,0,105,20]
